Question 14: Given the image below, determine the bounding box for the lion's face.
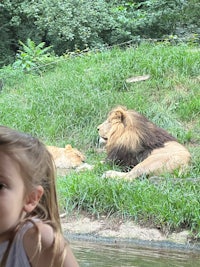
[97,107,127,148]
[97,119,112,144]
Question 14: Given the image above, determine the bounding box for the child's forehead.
[0,151,21,174]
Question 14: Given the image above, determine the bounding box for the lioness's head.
[47,144,85,168]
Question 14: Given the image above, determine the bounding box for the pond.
[72,240,200,267]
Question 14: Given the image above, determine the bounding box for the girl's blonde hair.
[0,126,66,266]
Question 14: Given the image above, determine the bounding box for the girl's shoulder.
[23,220,59,267]
[23,220,79,267]
[23,221,55,250]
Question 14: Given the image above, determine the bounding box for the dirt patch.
[61,213,192,245]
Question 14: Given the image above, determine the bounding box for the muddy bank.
[61,214,200,251]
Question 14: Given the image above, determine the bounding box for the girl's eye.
[0,183,6,190]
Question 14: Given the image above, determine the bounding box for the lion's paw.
[102,170,127,179]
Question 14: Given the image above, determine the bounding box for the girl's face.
[0,151,27,242]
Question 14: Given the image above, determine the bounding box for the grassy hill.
[1,42,200,236]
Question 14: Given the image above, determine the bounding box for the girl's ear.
[23,185,44,213]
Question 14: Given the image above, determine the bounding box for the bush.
[1,0,200,66]
[27,0,117,53]
[12,39,55,73]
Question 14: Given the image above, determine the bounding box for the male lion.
[98,106,191,180]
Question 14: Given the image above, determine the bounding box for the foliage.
[109,0,190,41]
[12,38,54,73]
[0,0,43,66]
[24,0,117,53]
[0,0,200,67]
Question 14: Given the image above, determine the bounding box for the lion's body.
[98,106,191,180]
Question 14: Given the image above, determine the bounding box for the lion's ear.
[114,110,125,122]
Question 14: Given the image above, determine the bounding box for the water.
[72,240,200,267]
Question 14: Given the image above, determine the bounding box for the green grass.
[57,172,200,235]
[0,42,200,236]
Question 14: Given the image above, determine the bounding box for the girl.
[0,126,79,267]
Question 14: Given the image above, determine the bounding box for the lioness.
[98,106,191,180]
[47,144,85,169]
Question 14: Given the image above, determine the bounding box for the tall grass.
[0,42,200,235]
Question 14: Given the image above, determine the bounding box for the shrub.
[12,39,54,73]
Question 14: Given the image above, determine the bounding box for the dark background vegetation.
[1,0,200,67]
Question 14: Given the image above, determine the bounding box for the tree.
[0,0,43,66]
[26,0,117,53]
[0,0,199,67]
